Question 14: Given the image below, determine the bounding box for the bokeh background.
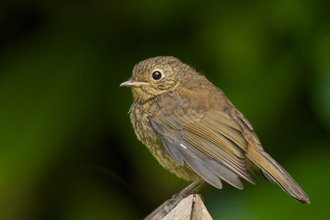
[1,1,330,219]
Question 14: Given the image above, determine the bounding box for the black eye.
[152,71,162,80]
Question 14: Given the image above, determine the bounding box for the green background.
[1,1,329,219]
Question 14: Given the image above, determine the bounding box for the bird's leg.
[163,178,206,213]
[190,179,207,194]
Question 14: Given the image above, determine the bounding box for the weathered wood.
[144,194,212,220]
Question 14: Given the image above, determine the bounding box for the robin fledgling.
[120,56,309,207]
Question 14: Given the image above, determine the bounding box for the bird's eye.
[152,71,162,80]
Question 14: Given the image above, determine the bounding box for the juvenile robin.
[120,56,309,206]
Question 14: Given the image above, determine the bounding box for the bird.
[120,56,310,207]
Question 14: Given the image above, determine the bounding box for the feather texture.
[123,56,310,204]
[150,109,256,189]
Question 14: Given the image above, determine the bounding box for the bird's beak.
[120,80,150,88]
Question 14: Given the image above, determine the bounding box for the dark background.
[1,1,329,219]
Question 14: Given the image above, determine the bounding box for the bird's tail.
[246,147,310,204]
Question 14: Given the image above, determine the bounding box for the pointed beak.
[120,80,150,88]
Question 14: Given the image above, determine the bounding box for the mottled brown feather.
[122,56,310,204]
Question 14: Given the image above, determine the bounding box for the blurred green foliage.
[0,1,329,219]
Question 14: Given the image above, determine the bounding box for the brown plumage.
[120,56,310,204]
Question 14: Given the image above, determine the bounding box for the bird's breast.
[129,101,198,181]
[129,101,158,143]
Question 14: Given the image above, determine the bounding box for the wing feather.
[150,108,256,189]
[173,142,223,189]
[183,129,255,184]
[161,137,184,166]
[180,141,244,189]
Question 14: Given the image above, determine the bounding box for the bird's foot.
[163,179,206,213]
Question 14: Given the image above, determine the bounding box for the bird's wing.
[150,109,256,190]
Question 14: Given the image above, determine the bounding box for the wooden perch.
[144,194,212,220]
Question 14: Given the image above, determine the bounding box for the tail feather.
[246,147,310,204]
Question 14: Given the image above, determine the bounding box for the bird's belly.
[131,108,198,181]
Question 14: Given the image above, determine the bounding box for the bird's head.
[120,56,196,102]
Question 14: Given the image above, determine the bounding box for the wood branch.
[144,194,212,220]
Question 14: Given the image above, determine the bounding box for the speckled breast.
[129,101,198,182]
